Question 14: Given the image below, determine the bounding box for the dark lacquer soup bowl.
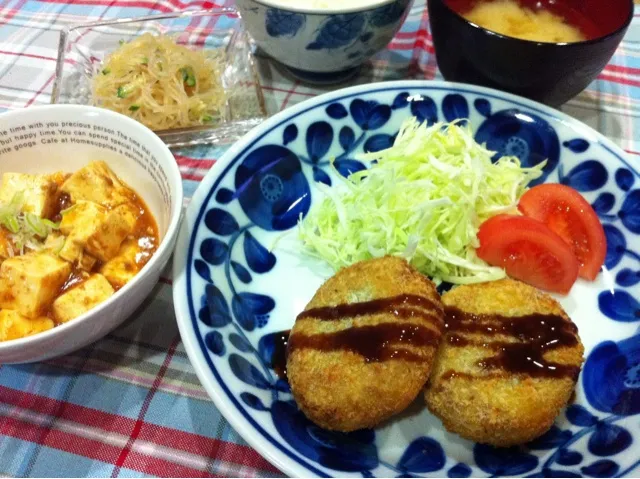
[427,0,634,106]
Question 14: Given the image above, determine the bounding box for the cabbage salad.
[298,117,545,284]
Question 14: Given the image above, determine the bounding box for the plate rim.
[172,79,638,478]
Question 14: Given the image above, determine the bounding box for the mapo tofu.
[0,161,159,341]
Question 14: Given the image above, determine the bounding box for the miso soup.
[447,0,601,43]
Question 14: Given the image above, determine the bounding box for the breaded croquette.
[424,279,584,447]
[287,256,445,432]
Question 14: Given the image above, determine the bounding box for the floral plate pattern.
[172,81,640,478]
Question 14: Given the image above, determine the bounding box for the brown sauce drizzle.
[288,323,440,364]
[272,330,290,380]
[444,307,580,379]
[270,294,445,378]
[296,294,443,323]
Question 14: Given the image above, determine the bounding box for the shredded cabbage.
[298,118,546,284]
[0,192,59,256]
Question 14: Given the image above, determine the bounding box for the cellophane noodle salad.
[92,33,226,131]
[298,118,546,285]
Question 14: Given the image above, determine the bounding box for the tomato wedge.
[477,214,580,294]
[518,184,606,280]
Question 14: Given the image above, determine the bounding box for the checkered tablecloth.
[0,0,639,477]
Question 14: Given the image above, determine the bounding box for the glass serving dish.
[51,8,267,148]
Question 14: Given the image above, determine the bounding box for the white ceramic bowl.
[236,0,413,83]
[0,105,183,363]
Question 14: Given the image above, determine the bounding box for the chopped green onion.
[0,192,59,253]
[42,219,60,229]
[117,82,138,98]
[8,191,24,210]
[180,66,196,87]
[25,213,48,238]
[129,105,140,112]
[0,192,23,233]
[60,204,76,216]
[48,235,65,255]
[141,56,149,65]
[102,67,111,75]
[3,216,19,234]
[202,114,213,122]
[119,39,125,45]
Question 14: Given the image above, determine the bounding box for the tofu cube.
[0,309,54,341]
[100,239,143,289]
[61,161,132,208]
[58,238,83,265]
[0,172,57,218]
[59,201,105,236]
[47,171,70,189]
[59,201,138,263]
[77,252,97,272]
[43,232,65,254]
[56,236,97,271]
[0,228,15,260]
[58,201,104,263]
[0,253,71,318]
[86,203,139,262]
[52,274,114,323]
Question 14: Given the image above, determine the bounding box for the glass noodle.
[92,34,226,131]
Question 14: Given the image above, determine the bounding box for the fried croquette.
[424,279,584,447]
[287,256,445,432]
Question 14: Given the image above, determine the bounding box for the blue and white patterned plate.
[172,81,640,478]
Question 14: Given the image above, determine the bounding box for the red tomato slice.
[477,214,580,294]
[518,184,606,281]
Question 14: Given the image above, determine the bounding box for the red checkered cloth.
[0,0,639,477]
